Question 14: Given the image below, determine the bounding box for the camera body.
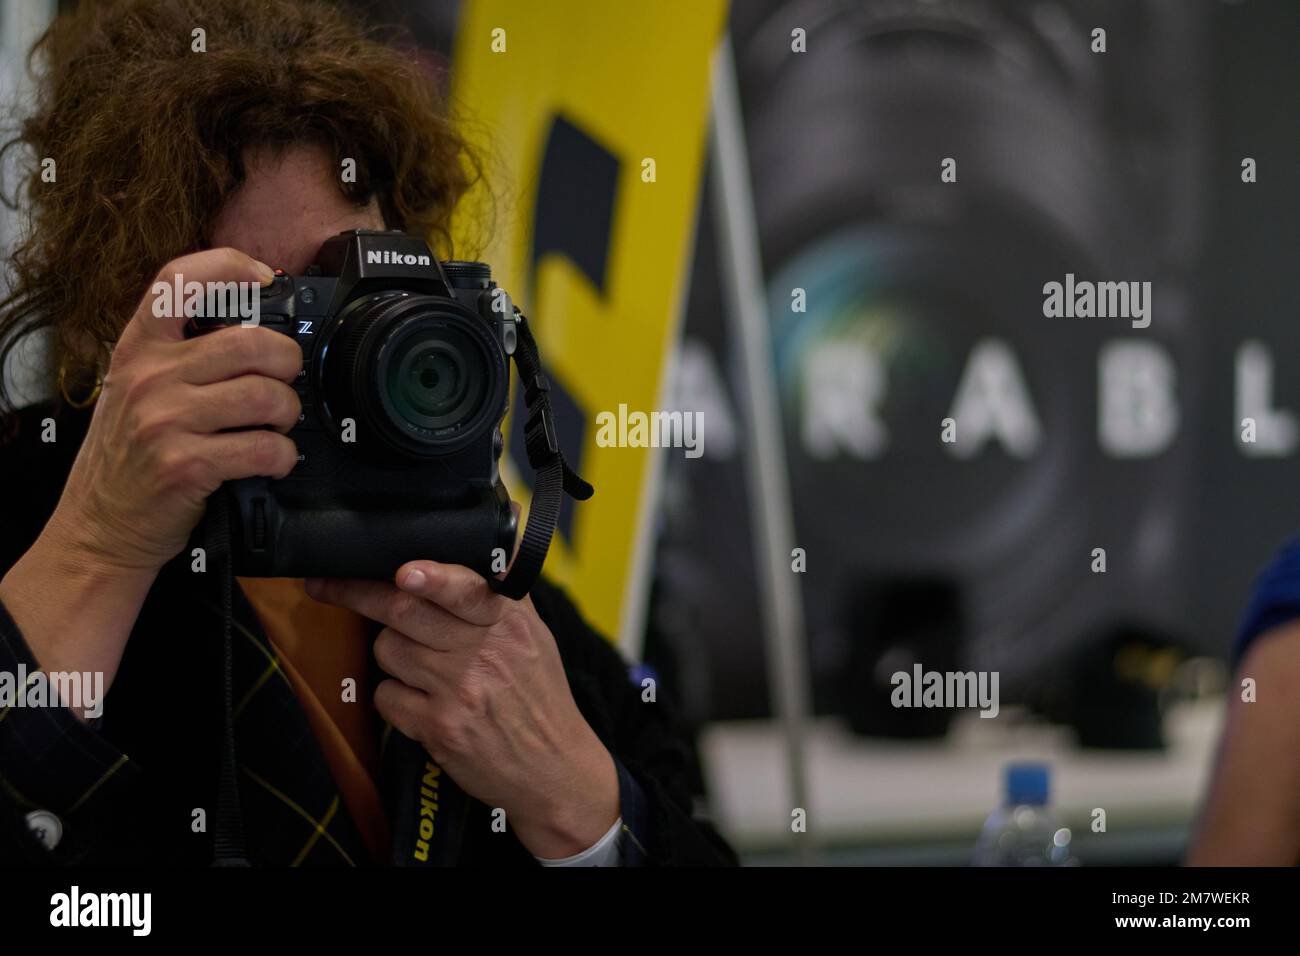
[186,229,518,579]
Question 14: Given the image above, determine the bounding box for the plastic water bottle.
[972,763,1075,866]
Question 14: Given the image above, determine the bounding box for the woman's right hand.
[47,247,304,575]
[0,247,303,704]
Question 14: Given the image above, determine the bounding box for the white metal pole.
[709,34,817,866]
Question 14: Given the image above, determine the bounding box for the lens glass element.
[383,324,488,434]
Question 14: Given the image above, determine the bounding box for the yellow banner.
[450,0,727,649]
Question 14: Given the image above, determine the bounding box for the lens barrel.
[324,291,506,457]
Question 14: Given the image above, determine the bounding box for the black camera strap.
[492,309,594,600]
[204,490,251,867]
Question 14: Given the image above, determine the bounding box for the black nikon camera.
[185,229,590,597]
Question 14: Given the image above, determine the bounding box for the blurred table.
[699,700,1224,865]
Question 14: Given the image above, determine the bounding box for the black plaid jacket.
[0,401,737,866]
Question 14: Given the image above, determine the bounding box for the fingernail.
[401,568,427,591]
[254,260,276,284]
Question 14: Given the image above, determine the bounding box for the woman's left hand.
[304,562,620,860]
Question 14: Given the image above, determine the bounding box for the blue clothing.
[1235,537,1300,665]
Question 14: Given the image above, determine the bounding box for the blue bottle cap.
[1005,763,1050,806]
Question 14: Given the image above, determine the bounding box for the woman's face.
[209,144,386,274]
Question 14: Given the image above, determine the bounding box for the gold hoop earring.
[58,361,102,410]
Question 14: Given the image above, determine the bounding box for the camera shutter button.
[262,274,290,300]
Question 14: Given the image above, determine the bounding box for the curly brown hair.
[0,0,484,414]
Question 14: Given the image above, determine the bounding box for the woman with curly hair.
[0,0,735,867]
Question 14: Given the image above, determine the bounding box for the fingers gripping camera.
[185,229,592,595]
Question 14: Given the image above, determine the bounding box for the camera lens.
[323,292,507,457]
[383,325,487,433]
